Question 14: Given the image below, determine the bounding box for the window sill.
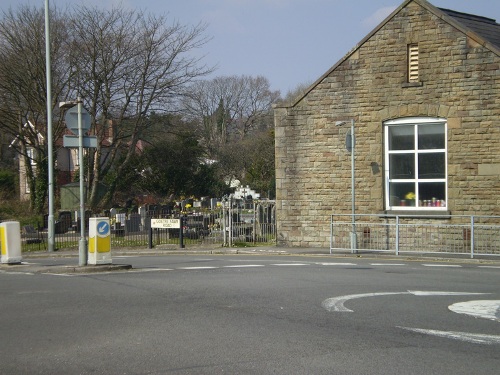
[382,210,451,219]
[402,82,423,88]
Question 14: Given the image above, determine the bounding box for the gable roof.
[277,0,500,109]
[439,8,500,49]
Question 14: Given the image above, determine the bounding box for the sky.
[1,0,499,95]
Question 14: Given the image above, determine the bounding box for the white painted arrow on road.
[449,300,500,322]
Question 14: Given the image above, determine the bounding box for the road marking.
[0,270,35,275]
[422,264,461,267]
[408,291,488,296]
[322,291,490,312]
[43,273,74,277]
[272,263,309,266]
[177,266,219,270]
[128,268,174,273]
[322,292,404,312]
[397,327,500,345]
[223,265,265,268]
[449,300,500,322]
[478,266,500,269]
[370,263,406,266]
[316,262,357,266]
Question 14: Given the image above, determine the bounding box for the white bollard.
[88,217,112,265]
[1,221,22,264]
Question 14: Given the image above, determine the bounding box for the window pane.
[418,153,445,178]
[389,182,415,206]
[418,124,445,149]
[389,125,414,150]
[390,154,415,179]
[418,182,446,207]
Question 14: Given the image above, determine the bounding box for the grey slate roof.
[439,8,500,49]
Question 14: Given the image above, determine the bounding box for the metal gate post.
[329,216,333,255]
[228,196,233,247]
[253,202,257,244]
[222,203,227,246]
[395,216,400,256]
[470,216,475,259]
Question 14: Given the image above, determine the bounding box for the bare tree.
[0,4,213,212]
[67,5,213,208]
[182,75,280,159]
[0,5,71,212]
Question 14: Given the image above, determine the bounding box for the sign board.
[151,218,180,229]
[63,135,97,148]
[345,129,354,153]
[65,106,91,135]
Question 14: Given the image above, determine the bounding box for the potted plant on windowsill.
[405,192,416,206]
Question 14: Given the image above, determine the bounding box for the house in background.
[15,120,117,203]
[273,0,499,247]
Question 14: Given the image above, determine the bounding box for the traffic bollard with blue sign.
[0,221,22,264]
[88,218,112,265]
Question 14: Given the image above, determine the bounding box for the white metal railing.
[330,214,500,258]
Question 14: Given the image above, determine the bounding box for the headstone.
[116,213,126,224]
[126,213,141,233]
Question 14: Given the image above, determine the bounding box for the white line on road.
[177,266,219,270]
[370,263,406,266]
[397,326,500,345]
[422,264,462,267]
[322,291,490,312]
[408,291,489,296]
[128,268,174,273]
[272,263,310,266]
[315,262,357,266]
[322,292,404,312]
[223,265,265,268]
[478,266,500,269]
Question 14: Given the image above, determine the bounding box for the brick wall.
[274,1,500,247]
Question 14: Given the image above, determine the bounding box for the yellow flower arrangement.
[405,192,416,200]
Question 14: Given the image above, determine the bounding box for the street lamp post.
[44,0,55,252]
[336,119,357,253]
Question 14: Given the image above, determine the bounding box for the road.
[1,254,499,374]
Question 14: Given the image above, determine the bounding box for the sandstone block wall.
[274,1,499,247]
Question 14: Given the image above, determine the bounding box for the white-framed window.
[73,149,79,166]
[26,147,37,165]
[384,117,447,210]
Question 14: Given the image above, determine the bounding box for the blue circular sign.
[96,221,110,237]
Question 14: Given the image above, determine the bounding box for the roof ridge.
[438,8,498,25]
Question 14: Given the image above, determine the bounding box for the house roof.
[439,8,500,49]
[276,0,500,109]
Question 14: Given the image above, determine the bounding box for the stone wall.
[274,1,500,247]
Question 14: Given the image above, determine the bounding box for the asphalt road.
[1,254,499,374]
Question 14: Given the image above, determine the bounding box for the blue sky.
[1,0,499,95]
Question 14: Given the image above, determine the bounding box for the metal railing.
[21,203,276,252]
[330,214,500,258]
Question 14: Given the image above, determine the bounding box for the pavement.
[1,245,499,274]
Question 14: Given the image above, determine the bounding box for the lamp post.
[44,0,55,252]
[59,98,87,266]
[336,119,357,253]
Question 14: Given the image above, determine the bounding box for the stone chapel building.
[273,0,499,247]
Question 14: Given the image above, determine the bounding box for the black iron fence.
[21,201,276,252]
